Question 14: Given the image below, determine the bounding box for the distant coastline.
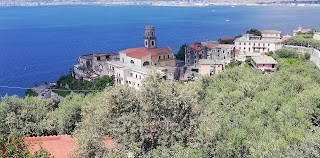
[1,2,320,7]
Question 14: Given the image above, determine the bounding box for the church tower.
[144,25,157,49]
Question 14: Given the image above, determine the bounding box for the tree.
[0,96,55,136]
[175,44,187,61]
[246,28,262,36]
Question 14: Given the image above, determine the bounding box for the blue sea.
[0,5,320,97]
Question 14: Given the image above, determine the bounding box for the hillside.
[1,50,320,157]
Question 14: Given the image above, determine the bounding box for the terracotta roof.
[121,47,151,59]
[281,35,292,41]
[260,30,281,34]
[121,47,173,58]
[189,42,204,51]
[148,46,173,56]
[24,135,114,158]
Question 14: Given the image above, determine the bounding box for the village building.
[293,26,311,36]
[234,30,283,57]
[106,26,177,89]
[251,56,278,72]
[204,41,235,64]
[185,41,235,65]
[198,59,225,76]
[73,53,117,81]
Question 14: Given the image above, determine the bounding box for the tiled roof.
[189,42,204,51]
[121,47,173,59]
[24,135,114,158]
[260,30,282,34]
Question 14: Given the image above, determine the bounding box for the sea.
[0,5,320,97]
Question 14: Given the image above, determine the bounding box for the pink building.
[251,56,278,72]
[199,59,225,76]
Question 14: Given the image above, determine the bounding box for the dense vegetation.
[284,32,320,50]
[1,50,320,157]
[246,28,262,36]
[55,75,114,97]
[175,44,187,61]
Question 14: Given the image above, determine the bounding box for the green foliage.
[73,73,202,157]
[0,134,31,158]
[301,52,311,61]
[274,49,299,58]
[25,89,38,97]
[52,87,70,97]
[267,51,274,56]
[227,60,242,68]
[45,93,98,135]
[246,28,262,36]
[285,34,320,49]
[1,49,320,157]
[0,96,55,136]
[175,44,187,61]
[56,75,114,96]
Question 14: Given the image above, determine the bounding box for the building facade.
[293,27,311,36]
[185,41,235,65]
[198,59,225,76]
[251,56,278,72]
[106,26,177,89]
[234,30,283,56]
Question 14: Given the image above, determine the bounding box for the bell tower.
[144,25,157,49]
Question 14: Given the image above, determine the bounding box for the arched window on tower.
[152,32,154,36]
[130,60,134,64]
[145,41,148,46]
[152,41,154,46]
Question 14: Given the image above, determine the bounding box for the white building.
[293,27,311,36]
[106,26,177,89]
[314,32,320,41]
[234,30,283,57]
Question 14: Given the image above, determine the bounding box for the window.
[152,41,154,46]
[244,43,246,45]
[130,73,133,77]
[137,84,140,87]
[239,43,241,45]
[129,81,131,84]
[239,47,241,50]
[140,75,142,79]
[168,55,170,58]
[249,43,251,45]
[249,48,251,51]
[136,74,137,78]
[194,60,197,63]
[122,58,124,63]
[268,44,270,46]
[159,56,161,60]
[163,55,165,59]
[145,41,147,46]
